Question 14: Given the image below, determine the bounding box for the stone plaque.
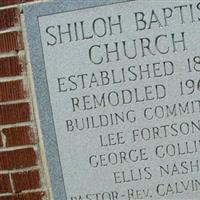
[24,1,200,199]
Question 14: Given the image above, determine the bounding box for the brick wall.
[0,1,49,200]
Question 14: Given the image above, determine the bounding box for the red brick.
[0,192,45,200]
[0,8,20,31]
[12,170,40,192]
[0,32,24,53]
[2,126,35,147]
[0,80,26,102]
[0,103,31,125]
[0,174,12,193]
[0,56,24,78]
[0,148,37,170]
[0,0,35,7]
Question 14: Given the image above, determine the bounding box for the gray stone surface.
[24,1,200,199]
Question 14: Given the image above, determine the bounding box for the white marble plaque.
[25,1,200,199]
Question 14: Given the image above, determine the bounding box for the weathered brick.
[0,0,44,198]
[0,174,12,193]
[0,0,35,7]
[0,80,26,102]
[0,32,24,53]
[0,192,45,200]
[2,126,35,147]
[0,8,20,31]
[12,170,40,192]
[0,103,31,125]
[0,56,24,77]
[0,148,37,170]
